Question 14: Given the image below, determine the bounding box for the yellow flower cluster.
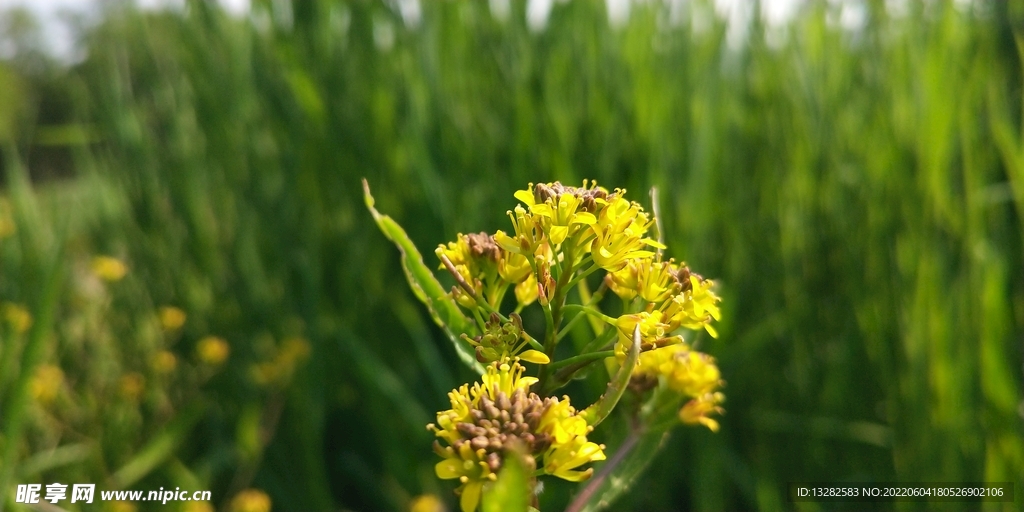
[612,261,721,359]
[230,489,272,512]
[428,359,605,512]
[438,181,664,312]
[1,302,33,334]
[91,256,128,282]
[421,181,725,508]
[634,343,726,431]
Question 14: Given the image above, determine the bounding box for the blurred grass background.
[1,0,1022,510]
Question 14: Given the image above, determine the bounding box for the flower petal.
[514,190,536,207]
[573,212,597,225]
[460,481,484,512]
[549,226,568,245]
[436,458,463,480]
[518,349,551,365]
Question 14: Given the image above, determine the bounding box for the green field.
[1,0,1022,510]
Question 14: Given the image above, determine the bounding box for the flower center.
[452,387,553,473]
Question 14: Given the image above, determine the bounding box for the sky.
[0,0,825,60]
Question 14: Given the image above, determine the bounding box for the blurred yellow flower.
[280,337,311,362]
[119,372,145,401]
[197,336,230,365]
[1,302,33,334]
[30,364,64,404]
[107,501,136,512]
[251,337,310,386]
[634,344,726,432]
[183,501,215,512]
[409,494,447,512]
[679,392,726,432]
[0,199,15,239]
[152,350,178,374]
[91,256,128,282]
[230,489,272,512]
[159,306,187,331]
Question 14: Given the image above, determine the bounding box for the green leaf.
[582,326,640,427]
[482,448,531,512]
[110,400,206,489]
[566,426,673,512]
[362,179,483,374]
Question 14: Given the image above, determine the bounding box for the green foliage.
[482,450,530,512]
[363,179,483,374]
[0,0,1022,511]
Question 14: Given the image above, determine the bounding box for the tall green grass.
[1,0,1021,510]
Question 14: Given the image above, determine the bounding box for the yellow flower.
[605,259,641,300]
[91,256,128,282]
[183,501,215,512]
[30,364,64,404]
[514,273,538,306]
[108,501,137,512]
[152,350,178,374]
[437,233,503,308]
[497,250,532,284]
[159,306,187,331]
[665,350,721,397]
[494,205,543,256]
[590,197,661,271]
[119,372,145,401]
[1,302,33,334]
[663,275,721,337]
[543,433,607,481]
[679,392,726,432]
[409,494,447,512]
[536,398,606,481]
[230,489,271,512]
[528,191,596,246]
[197,336,230,365]
[251,337,310,386]
[615,311,673,360]
[428,359,603,512]
[634,344,726,432]
[637,260,679,304]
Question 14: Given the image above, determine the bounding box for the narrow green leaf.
[566,426,673,512]
[362,179,483,374]
[110,401,206,489]
[582,326,640,427]
[17,443,94,478]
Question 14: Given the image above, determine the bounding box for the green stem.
[471,307,487,333]
[557,286,602,342]
[562,304,617,325]
[548,350,615,371]
[564,261,599,291]
[581,327,617,355]
[523,333,545,352]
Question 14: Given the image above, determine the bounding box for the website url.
[16,484,211,505]
[101,488,212,503]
